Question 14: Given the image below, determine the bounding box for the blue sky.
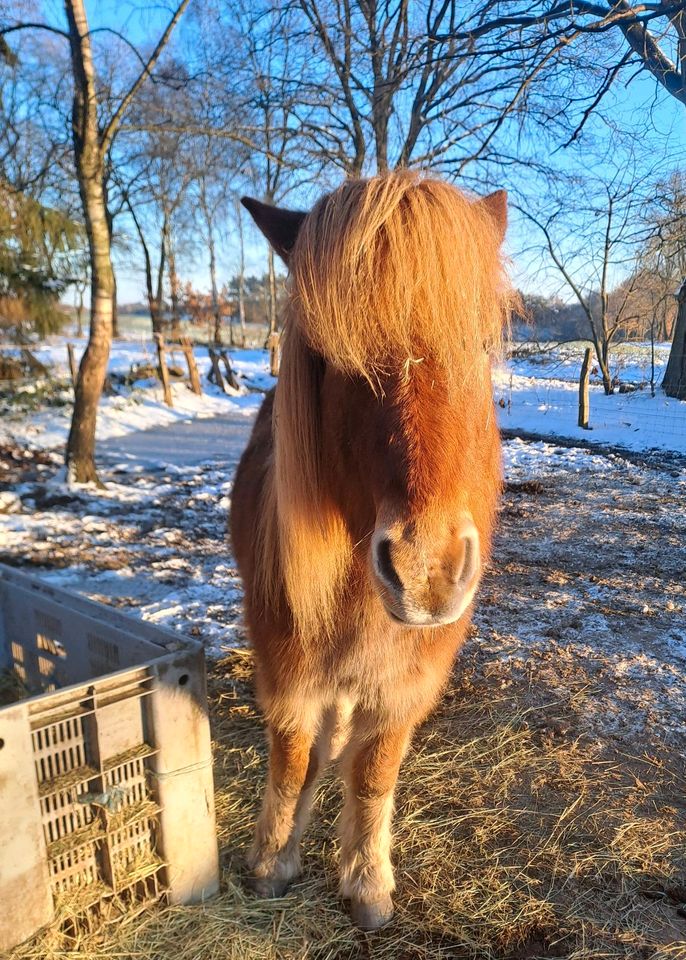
[48,0,686,307]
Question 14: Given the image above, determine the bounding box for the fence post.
[208,347,226,393]
[155,334,173,408]
[578,347,591,429]
[267,331,280,377]
[180,337,202,395]
[67,343,78,388]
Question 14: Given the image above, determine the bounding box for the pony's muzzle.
[371,517,480,627]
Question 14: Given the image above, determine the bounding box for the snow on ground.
[475,439,686,751]
[1,430,684,761]
[0,335,273,450]
[494,341,686,455]
[1,453,247,655]
[2,336,683,456]
[507,339,671,385]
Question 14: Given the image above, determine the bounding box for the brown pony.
[231,171,512,930]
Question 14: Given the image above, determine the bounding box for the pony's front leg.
[339,721,411,930]
[248,724,315,897]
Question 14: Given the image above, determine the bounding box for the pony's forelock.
[273,325,352,642]
[287,171,514,388]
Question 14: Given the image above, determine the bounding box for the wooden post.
[578,347,591,429]
[267,331,280,377]
[67,343,78,387]
[219,350,240,391]
[155,334,173,408]
[180,337,202,395]
[208,347,226,393]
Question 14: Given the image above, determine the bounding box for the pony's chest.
[321,624,435,692]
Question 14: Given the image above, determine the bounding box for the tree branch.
[100,0,191,155]
[0,21,69,40]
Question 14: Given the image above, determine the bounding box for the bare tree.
[0,30,72,196]
[193,1,534,357]
[195,0,315,366]
[72,264,88,336]
[192,134,244,345]
[1,0,190,482]
[293,0,539,177]
[607,172,686,355]
[125,194,167,335]
[642,170,686,397]
[441,2,686,111]
[120,141,196,336]
[442,1,686,395]
[233,197,247,346]
[663,284,686,398]
[239,2,308,348]
[118,60,206,339]
[518,169,650,393]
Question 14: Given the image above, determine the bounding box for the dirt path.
[97,409,254,469]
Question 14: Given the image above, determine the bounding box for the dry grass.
[9,648,686,960]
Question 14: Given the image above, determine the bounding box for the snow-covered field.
[1,336,683,456]
[0,336,272,450]
[493,341,686,455]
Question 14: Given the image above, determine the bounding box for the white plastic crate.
[0,564,219,951]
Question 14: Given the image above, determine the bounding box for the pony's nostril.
[462,535,473,575]
[457,527,479,586]
[375,538,404,593]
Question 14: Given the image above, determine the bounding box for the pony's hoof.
[245,873,291,899]
[350,895,394,930]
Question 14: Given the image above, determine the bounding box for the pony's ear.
[241,197,307,264]
[478,190,507,244]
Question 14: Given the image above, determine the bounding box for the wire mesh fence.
[495,341,686,453]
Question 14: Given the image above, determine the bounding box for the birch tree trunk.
[127,197,164,335]
[588,330,613,396]
[153,226,166,336]
[75,285,85,337]
[62,0,189,482]
[168,235,182,340]
[267,246,277,339]
[236,199,247,347]
[209,227,221,345]
[199,181,222,345]
[237,260,247,347]
[64,0,115,484]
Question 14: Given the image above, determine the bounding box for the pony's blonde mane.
[261,172,514,643]
[268,323,352,643]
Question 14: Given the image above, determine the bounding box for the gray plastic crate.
[0,564,219,952]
